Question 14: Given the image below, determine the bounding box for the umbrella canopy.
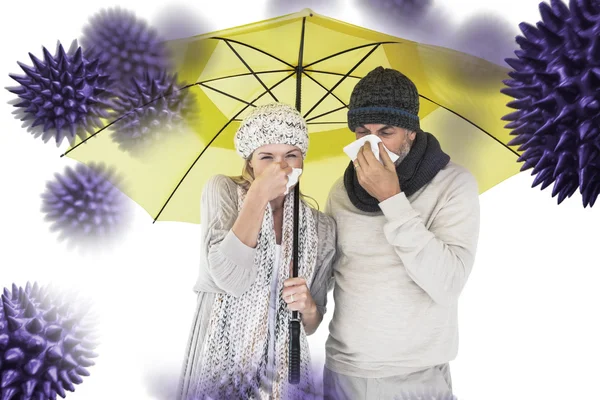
[65,8,520,223]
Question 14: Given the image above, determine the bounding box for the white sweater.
[324,161,480,378]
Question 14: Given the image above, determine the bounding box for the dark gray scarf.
[344,130,450,212]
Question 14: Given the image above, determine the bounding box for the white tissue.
[284,168,303,195]
[343,135,399,163]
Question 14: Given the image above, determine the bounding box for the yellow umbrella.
[63,8,520,224]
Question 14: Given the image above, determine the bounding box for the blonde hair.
[230,158,319,210]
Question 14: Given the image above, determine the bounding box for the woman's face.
[249,143,303,177]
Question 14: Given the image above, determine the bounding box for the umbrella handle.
[288,318,301,384]
[289,183,301,384]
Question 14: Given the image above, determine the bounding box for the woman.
[177,103,337,400]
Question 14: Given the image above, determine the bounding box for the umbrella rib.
[152,71,297,222]
[210,37,295,69]
[420,94,520,158]
[198,82,255,106]
[303,41,399,69]
[234,119,346,125]
[305,105,347,122]
[306,69,362,80]
[224,40,278,102]
[199,69,294,84]
[301,71,348,110]
[303,44,380,120]
[60,82,198,158]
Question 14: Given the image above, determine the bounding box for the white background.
[1,0,599,399]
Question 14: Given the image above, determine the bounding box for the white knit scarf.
[194,185,319,399]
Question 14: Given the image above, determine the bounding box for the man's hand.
[354,142,401,202]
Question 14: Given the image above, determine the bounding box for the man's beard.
[393,142,412,166]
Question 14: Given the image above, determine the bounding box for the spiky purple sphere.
[0,282,97,400]
[80,7,170,86]
[109,71,192,153]
[41,163,129,243]
[501,0,600,207]
[360,0,433,19]
[6,40,113,146]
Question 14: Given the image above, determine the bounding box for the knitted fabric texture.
[193,185,318,399]
[344,130,450,212]
[234,103,309,160]
[347,66,420,133]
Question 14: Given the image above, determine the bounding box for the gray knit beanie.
[234,103,309,159]
[347,66,420,132]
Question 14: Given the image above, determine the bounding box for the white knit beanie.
[234,103,309,159]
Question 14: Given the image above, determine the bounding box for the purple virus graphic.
[355,0,449,46]
[215,369,263,399]
[188,364,322,399]
[452,13,519,67]
[41,163,130,247]
[80,7,170,87]
[359,0,434,20]
[109,71,193,154]
[143,368,180,400]
[6,40,113,146]
[152,4,213,40]
[501,0,600,207]
[267,0,342,15]
[195,364,268,400]
[0,282,97,400]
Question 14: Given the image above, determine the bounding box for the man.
[323,66,480,399]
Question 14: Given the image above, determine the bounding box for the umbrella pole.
[289,15,307,386]
[289,183,301,384]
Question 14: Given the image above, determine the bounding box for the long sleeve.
[307,210,337,317]
[378,170,480,307]
[323,190,341,294]
[200,175,258,297]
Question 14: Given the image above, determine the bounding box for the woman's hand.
[282,278,317,315]
[282,277,322,335]
[232,162,290,249]
[249,162,292,202]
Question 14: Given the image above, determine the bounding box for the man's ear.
[409,130,417,141]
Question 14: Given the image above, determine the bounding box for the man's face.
[354,124,416,164]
